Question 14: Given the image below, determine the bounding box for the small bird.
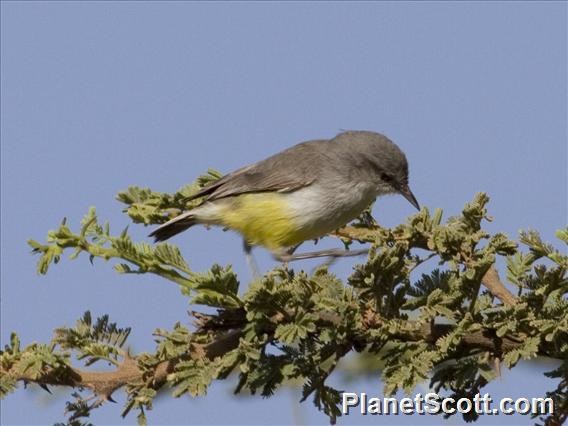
[150,130,419,265]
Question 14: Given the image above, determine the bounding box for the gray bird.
[150,130,419,264]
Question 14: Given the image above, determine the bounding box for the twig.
[481,266,517,306]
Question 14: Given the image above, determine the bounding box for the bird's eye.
[381,173,392,183]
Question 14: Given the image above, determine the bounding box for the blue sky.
[1,2,566,425]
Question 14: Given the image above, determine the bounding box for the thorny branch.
[5,225,525,402]
[6,293,546,403]
[6,192,566,425]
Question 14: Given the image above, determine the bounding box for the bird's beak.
[400,185,420,210]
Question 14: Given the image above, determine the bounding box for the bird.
[149,130,419,267]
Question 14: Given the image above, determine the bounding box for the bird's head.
[374,157,420,210]
[336,130,420,210]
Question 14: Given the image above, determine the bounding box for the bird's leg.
[274,247,369,263]
[280,243,302,269]
[312,255,339,274]
[243,240,260,279]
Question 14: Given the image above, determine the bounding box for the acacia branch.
[6,223,524,403]
[11,194,563,425]
[6,304,550,401]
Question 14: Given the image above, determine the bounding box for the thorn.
[39,383,52,394]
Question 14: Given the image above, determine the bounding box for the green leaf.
[190,264,242,308]
[54,312,131,366]
[169,359,219,398]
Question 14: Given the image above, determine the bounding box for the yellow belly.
[216,193,306,250]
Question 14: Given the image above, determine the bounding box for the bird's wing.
[185,139,329,203]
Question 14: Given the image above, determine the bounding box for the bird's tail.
[149,212,197,242]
